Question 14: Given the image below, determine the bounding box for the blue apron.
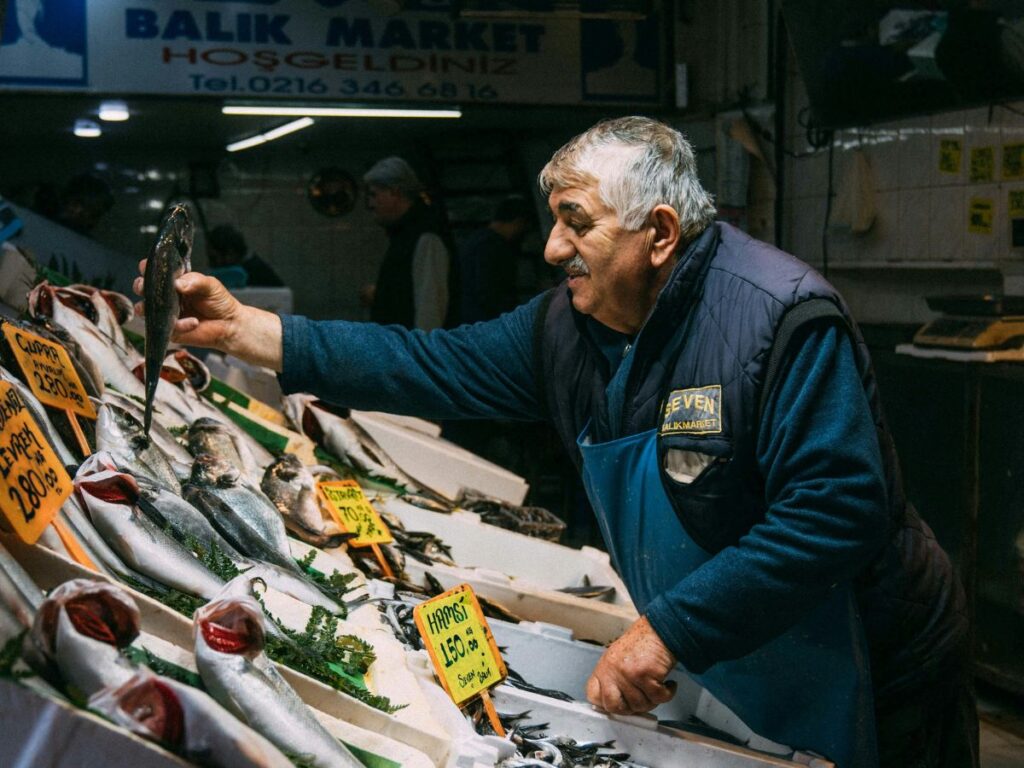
[578,424,878,768]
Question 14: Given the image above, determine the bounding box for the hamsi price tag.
[1,324,96,419]
[0,381,73,544]
[316,479,393,547]
[414,583,507,707]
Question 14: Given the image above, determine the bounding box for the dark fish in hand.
[143,204,193,435]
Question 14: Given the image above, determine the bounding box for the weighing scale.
[913,295,1024,350]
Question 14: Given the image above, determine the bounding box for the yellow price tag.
[414,584,507,707]
[968,197,994,235]
[2,324,96,419]
[0,381,73,544]
[316,480,393,547]
[938,139,962,174]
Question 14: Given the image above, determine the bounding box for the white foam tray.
[378,495,633,609]
[350,411,529,505]
[0,677,192,768]
[489,619,791,757]
[4,537,457,767]
[489,686,831,768]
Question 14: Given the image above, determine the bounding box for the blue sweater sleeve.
[278,293,545,421]
[644,322,889,673]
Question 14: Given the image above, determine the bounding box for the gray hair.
[363,156,424,198]
[539,116,716,240]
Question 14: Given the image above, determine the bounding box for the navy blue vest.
[537,222,966,699]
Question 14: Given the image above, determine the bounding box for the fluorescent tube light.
[74,119,101,138]
[261,116,314,140]
[222,105,461,119]
[225,117,314,153]
[99,100,130,121]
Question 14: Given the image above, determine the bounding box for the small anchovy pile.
[459,492,567,543]
[469,708,649,768]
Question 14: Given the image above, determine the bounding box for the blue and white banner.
[0,0,662,105]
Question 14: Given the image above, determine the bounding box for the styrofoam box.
[3,537,456,767]
[378,495,639,645]
[490,686,832,768]
[0,677,192,768]
[350,411,530,505]
[378,495,633,608]
[489,619,791,757]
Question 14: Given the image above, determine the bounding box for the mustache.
[561,254,590,277]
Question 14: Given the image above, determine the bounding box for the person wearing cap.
[458,195,531,324]
[362,157,451,331]
[137,117,975,768]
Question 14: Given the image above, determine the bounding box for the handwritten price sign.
[316,480,393,547]
[0,381,72,543]
[414,584,507,706]
[2,325,96,419]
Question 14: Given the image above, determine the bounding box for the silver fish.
[98,391,192,479]
[89,671,294,768]
[284,394,425,492]
[32,579,140,698]
[95,401,180,492]
[188,415,271,486]
[184,454,295,571]
[143,204,194,435]
[262,454,345,549]
[67,284,142,368]
[27,282,145,394]
[193,587,364,768]
[74,454,224,600]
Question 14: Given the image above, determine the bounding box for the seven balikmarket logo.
[661,385,721,435]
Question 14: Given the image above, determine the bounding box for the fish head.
[166,205,194,271]
[98,290,135,326]
[189,453,240,488]
[172,349,210,392]
[264,453,305,486]
[91,673,185,749]
[33,579,140,656]
[194,597,265,659]
[73,464,142,507]
[186,417,229,455]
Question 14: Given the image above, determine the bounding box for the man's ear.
[649,205,681,269]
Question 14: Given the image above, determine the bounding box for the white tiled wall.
[781,64,1020,322]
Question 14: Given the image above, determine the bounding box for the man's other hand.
[586,615,677,715]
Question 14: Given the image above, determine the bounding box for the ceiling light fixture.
[98,100,130,121]
[74,119,102,138]
[225,116,314,153]
[222,104,462,119]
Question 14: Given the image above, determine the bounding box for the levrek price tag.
[2,324,96,419]
[0,381,72,544]
[316,480,393,547]
[414,584,507,707]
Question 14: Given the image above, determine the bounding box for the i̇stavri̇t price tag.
[316,479,393,547]
[413,583,507,707]
[1,324,96,419]
[0,381,73,543]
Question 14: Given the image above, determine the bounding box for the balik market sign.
[0,1,662,105]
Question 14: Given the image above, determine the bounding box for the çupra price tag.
[1,324,96,419]
[413,583,508,707]
[316,479,393,547]
[0,381,73,544]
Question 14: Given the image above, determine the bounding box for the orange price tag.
[316,480,393,547]
[1,324,96,419]
[0,381,73,544]
[413,584,507,708]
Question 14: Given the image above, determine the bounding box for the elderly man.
[138,117,974,768]
[362,156,451,330]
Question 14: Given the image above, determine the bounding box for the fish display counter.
[0,216,829,768]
